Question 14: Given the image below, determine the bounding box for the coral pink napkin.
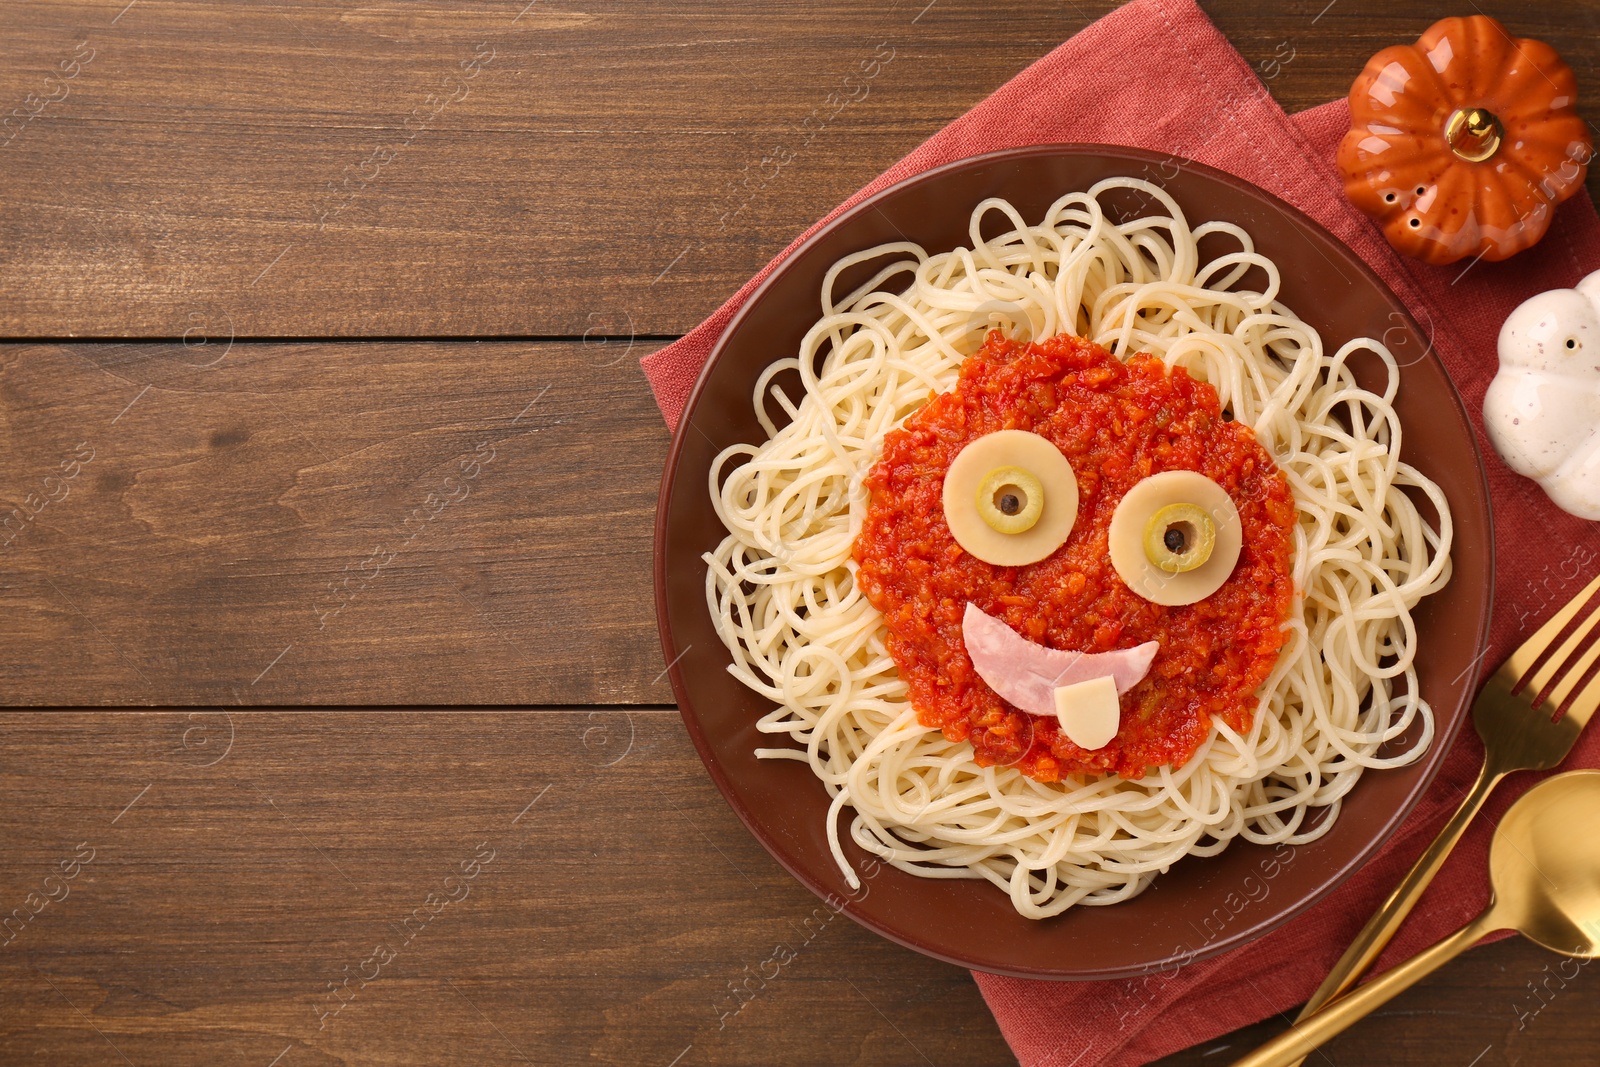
[641,0,1600,1062]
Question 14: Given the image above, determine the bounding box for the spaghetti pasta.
[703,177,1452,919]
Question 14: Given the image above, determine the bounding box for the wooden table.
[2,2,1596,1064]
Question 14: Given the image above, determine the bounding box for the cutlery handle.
[1282,759,1500,1067]
[1231,911,1499,1067]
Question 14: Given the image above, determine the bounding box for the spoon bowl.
[1491,770,1600,956]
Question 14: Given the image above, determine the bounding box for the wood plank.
[0,711,1012,1066]
[0,342,671,705]
[0,0,1093,338]
[1,710,1596,1065]
[1,1,1593,338]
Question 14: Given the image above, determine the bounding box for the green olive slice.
[976,466,1044,534]
[1143,502,1216,573]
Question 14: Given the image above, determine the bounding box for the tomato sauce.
[853,333,1296,781]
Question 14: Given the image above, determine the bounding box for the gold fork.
[1284,570,1600,1065]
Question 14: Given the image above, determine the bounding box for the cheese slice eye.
[1109,471,1242,605]
[942,430,1078,567]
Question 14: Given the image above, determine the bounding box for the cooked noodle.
[703,177,1452,918]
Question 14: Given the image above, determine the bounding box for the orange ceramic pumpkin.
[1337,15,1592,266]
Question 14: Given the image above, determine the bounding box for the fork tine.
[1557,652,1600,729]
[1547,622,1600,724]
[1502,570,1600,685]
[1525,592,1600,705]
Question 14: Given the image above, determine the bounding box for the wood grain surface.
[3,0,1599,1064]
[0,342,670,705]
[0,713,1592,1066]
[0,0,1595,338]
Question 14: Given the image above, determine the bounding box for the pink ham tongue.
[961,602,1157,717]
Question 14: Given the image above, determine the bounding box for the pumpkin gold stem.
[1445,107,1503,163]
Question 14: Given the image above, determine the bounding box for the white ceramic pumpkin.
[1484,270,1600,520]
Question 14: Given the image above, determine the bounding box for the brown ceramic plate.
[653,144,1493,979]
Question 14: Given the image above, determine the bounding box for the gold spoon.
[1232,769,1600,1067]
